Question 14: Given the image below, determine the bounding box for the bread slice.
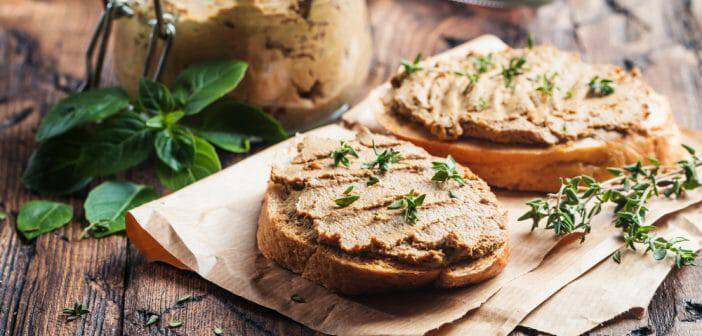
[257,130,510,295]
[376,107,685,192]
[365,40,685,192]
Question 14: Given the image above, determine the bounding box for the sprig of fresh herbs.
[388,190,426,224]
[63,301,89,322]
[431,155,466,186]
[470,53,493,74]
[535,72,558,97]
[401,53,424,75]
[23,60,286,196]
[17,60,288,240]
[587,76,615,97]
[364,142,402,173]
[330,141,358,167]
[519,144,702,267]
[501,56,527,88]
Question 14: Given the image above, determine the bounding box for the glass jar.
[112,0,372,131]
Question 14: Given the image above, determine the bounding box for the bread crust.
[375,108,685,192]
[257,182,510,295]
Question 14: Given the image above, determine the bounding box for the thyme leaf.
[63,301,89,322]
[588,76,615,97]
[471,53,493,74]
[535,72,558,97]
[364,142,402,173]
[388,190,426,224]
[401,53,424,75]
[431,155,466,186]
[330,141,359,167]
[501,56,527,88]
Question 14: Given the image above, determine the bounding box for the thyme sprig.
[431,155,466,186]
[330,141,358,167]
[588,76,615,97]
[520,145,702,267]
[471,53,493,74]
[501,56,527,88]
[401,53,424,75]
[388,190,426,224]
[364,142,402,173]
[63,301,89,322]
[535,72,558,97]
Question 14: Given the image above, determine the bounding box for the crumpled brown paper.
[126,35,702,335]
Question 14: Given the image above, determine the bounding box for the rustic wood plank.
[0,1,128,335]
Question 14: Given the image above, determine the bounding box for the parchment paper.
[126,35,702,335]
[519,205,702,336]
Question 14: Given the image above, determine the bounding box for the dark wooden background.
[2,0,702,335]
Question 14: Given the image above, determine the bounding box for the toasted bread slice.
[257,130,510,295]
[376,107,685,192]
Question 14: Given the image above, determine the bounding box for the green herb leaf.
[527,33,535,49]
[172,60,248,115]
[157,135,222,191]
[22,130,93,195]
[36,87,129,141]
[154,125,196,172]
[213,327,224,335]
[330,141,359,167]
[82,112,154,177]
[17,200,73,240]
[449,190,458,199]
[63,301,89,322]
[137,78,176,114]
[367,175,380,186]
[334,195,359,208]
[501,56,527,88]
[535,72,558,97]
[168,319,183,328]
[197,131,250,153]
[291,294,305,303]
[197,101,288,150]
[387,190,426,224]
[401,53,423,75]
[145,314,159,326]
[82,181,158,238]
[177,294,196,304]
[587,76,615,97]
[470,53,493,73]
[612,250,622,264]
[431,155,466,186]
[343,186,354,194]
[364,142,402,173]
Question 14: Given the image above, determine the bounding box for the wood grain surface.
[1,0,702,335]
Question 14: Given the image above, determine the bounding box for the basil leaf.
[157,135,221,191]
[171,60,247,115]
[17,200,73,240]
[138,78,176,114]
[36,87,129,141]
[22,130,93,195]
[197,130,250,153]
[82,112,154,176]
[154,126,195,172]
[200,101,287,143]
[83,181,159,238]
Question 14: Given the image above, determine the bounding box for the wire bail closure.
[80,0,175,92]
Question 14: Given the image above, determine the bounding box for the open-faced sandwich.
[257,128,509,294]
[376,44,684,192]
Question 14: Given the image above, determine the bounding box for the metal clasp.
[80,0,175,91]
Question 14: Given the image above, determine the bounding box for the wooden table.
[2,0,702,335]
